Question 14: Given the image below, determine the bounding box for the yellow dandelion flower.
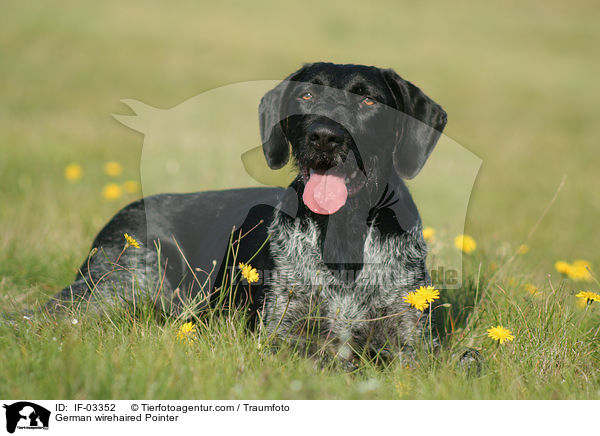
[176,322,197,343]
[403,291,429,312]
[567,266,591,281]
[104,161,123,177]
[64,163,83,181]
[123,180,141,194]
[102,183,122,200]
[568,260,592,282]
[575,296,587,309]
[422,226,435,243]
[487,325,515,344]
[518,244,529,255]
[567,266,592,281]
[523,283,539,296]
[415,285,440,303]
[554,261,570,275]
[394,379,409,396]
[573,259,591,269]
[575,291,600,305]
[124,233,140,248]
[239,262,259,284]
[454,234,476,254]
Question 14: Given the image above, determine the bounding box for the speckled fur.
[263,208,433,362]
[49,244,172,313]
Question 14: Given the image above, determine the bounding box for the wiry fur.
[263,206,433,364]
[49,199,174,313]
[51,250,168,312]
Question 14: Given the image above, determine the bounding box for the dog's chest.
[266,213,428,303]
[262,212,429,351]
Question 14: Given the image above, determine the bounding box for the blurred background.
[1,0,598,301]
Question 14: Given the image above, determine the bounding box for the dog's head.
[259,62,447,215]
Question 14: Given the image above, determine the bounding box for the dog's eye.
[300,92,314,101]
[362,97,376,106]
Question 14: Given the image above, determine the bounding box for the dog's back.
[49,188,285,315]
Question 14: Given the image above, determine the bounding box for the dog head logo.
[3,402,50,434]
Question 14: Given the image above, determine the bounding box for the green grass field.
[1,0,599,399]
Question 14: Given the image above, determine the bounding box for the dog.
[49,62,447,366]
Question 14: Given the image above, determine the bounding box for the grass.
[2,250,598,399]
[1,0,599,399]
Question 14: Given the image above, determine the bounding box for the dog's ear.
[259,68,306,169]
[383,69,447,179]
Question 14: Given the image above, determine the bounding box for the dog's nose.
[307,123,345,151]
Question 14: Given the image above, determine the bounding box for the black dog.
[50,62,447,364]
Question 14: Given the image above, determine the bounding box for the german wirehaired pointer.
[50,62,448,365]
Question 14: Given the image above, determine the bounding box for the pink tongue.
[302,170,348,215]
